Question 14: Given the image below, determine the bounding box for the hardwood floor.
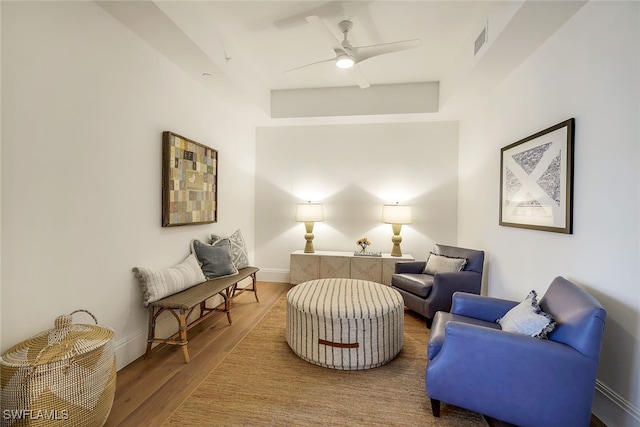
[105,281,293,427]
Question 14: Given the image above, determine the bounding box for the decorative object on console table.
[353,251,382,257]
[381,203,412,256]
[162,131,218,227]
[295,202,324,253]
[354,237,381,257]
[356,237,371,253]
[499,118,574,234]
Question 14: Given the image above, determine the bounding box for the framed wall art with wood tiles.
[162,131,218,227]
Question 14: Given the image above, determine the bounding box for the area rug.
[163,296,485,426]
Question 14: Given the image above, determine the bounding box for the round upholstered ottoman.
[286,278,404,370]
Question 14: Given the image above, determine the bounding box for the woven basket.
[1,310,116,427]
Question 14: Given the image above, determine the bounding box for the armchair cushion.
[390,274,433,298]
[497,290,556,339]
[423,252,467,275]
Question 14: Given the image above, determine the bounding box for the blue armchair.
[426,276,606,427]
[390,243,484,328]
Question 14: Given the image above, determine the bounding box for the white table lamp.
[295,202,324,253]
[382,203,412,257]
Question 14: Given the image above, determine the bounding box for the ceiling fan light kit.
[336,54,354,69]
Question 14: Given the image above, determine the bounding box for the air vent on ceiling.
[474,25,487,56]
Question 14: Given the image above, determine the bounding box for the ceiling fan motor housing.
[338,20,354,34]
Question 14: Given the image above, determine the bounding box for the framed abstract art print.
[499,118,575,234]
[162,131,218,227]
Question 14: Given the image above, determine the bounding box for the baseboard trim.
[257,268,289,284]
[595,379,640,426]
[114,324,147,370]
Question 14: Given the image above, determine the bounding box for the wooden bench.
[145,266,259,363]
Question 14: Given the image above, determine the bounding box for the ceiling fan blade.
[273,3,345,30]
[348,63,370,89]
[305,15,343,51]
[354,39,421,63]
[285,57,336,73]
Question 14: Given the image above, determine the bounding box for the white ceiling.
[98,1,587,117]
[169,0,502,90]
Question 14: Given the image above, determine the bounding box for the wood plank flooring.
[105,281,293,427]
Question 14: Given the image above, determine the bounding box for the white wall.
[255,121,460,281]
[1,2,257,368]
[456,2,640,426]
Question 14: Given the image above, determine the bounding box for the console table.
[289,250,414,285]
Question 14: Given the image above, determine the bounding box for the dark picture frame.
[162,131,218,227]
[499,118,575,234]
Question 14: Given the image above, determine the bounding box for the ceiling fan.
[286,15,421,89]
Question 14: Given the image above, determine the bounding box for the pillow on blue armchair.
[497,290,556,339]
[423,252,467,275]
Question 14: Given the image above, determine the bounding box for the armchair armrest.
[394,261,426,274]
[424,271,482,318]
[450,292,517,322]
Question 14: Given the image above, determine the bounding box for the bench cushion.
[133,253,206,306]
